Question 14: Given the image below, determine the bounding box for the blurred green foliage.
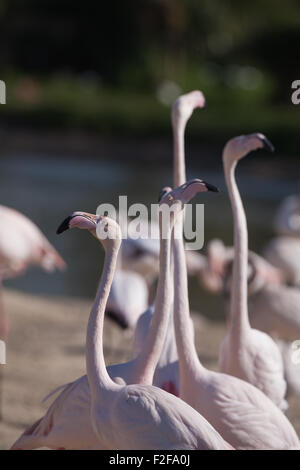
[0,0,299,151]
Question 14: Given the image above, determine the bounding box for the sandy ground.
[1,288,300,450]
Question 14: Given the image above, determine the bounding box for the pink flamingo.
[133,90,207,396]
[262,195,300,287]
[199,239,283,295]
[0,204,65,420]
[106,269,148,329]
[219,134,287,410]
[0,205,66,337]
[11,180,232,450]
[172,180,299,449]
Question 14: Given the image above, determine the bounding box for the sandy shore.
[1,288,300,449]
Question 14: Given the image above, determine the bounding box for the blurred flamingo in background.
[262,195,300,287]
[105,268,148,330]
[199,239,300,339]
[0,205,66,338]
[218,134,287,410]
[0,204,65,420]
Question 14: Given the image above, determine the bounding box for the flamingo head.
[171,90,205,128]
[159,179,218,205]
[158,179,219,228]
[223,133,274,166]
[57,212,122,251]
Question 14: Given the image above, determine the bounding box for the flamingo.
[275,339,300,397]
[262,195,300,287]
[0,204,65,420]
[132,90,207,396]
[264,236,300,287]
[199,239,300,342]
[0,205,66,336]
[218,134,288,410]
[11,179,232,450]
[105,269,148,329]
[274,194,300,237]
[171,182,299,449]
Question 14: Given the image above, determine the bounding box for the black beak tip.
[158,187,171,203]
[205,182,219,193]
[56,215,72,235]
[106,309,129,330]
[261,136,275,153]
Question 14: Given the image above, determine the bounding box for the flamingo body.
[179,368,298,450]
[219,328,288,410]
[106,270,148,329]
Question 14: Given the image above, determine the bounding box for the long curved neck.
[86,244,120,400]
[173,118,186,187]
[173,114,202,377]
[223,156,250,334]
[133,214,172,384]
[173,212,204,379]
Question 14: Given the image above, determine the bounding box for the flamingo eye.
[104,223,109,233]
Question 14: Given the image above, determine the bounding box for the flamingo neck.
[86,244,120,401]
[173,212,205,379]
[173,119,186,187]
[133,214,172,384]
[173,113,202,377]
[223,156,250,334]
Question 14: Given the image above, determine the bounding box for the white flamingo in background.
[274,194,300,237]
[0,205,65,420]
[171,182,299,449]
[0,205,66,338]
[11,180,232,450]
[275,339,300,398]
[199,239,283,295]
[263,195,300,287]
[264,237,300,288]
[199,239,300,341]
[219,134,287,410]
[105,269,148,330]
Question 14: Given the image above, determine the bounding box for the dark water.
[0,151,298,320]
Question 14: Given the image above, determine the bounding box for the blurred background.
[0,0,299,313]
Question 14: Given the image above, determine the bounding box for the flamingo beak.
[259,136,275,152]
[56,215,73,234]
[203,181,219,193]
